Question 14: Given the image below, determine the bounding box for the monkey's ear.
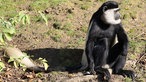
[103,6,107,12]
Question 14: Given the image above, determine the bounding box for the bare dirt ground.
[0,0,146,82]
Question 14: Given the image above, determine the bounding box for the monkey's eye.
[103,6,108,12]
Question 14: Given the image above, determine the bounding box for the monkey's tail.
[4,47,48,72]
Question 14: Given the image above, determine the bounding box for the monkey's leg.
[108,43,135,80]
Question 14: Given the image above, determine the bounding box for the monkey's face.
[114,8,120,20]
[101,7,121,25]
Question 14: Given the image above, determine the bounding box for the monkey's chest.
[97,28,115,38]
[93,27,116,47]
[94,30,116,47]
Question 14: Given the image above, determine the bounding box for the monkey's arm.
[85,36,95,74]
[117,25,129,56]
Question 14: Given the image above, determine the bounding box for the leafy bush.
[0,11,30,45]
[0,18,16,44]
[0,61,5,72]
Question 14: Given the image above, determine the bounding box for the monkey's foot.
[83,70,96,75]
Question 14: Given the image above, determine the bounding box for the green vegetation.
[8,53,28,70]
[35,58,49,70]
[47,29,64,42]
[80,2,92,10]
[38,11,48,26]
[28,0,67,11]
[0,0,145,81]
[125,77,132,82]
[0,8,49,72]
[0,61,5,72]
[0,18,16,44]
[0,11,30,46]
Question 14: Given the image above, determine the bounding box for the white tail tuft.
[4,47,45,72]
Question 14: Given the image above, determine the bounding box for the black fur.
[66,1,135,81]
[84,1,135,81]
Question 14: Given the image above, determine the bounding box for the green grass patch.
[47,29,64,42]
[0,0,17,17]
[49,0,67,7]
[80,2,92,10]
[129,41,146,55]
[66,14,73,19]
[80,26,87,33]
[62,22,73,31]
[30,0,67,11]
[29,0,50,11]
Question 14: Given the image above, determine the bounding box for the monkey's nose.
[115,13,120,20]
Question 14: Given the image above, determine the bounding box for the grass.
[0,0,146,81]
[120,0,140,19]
[29,0,50,11]
[0,0,17,17]
[29,0,67,11]
[78,0,93,10]
[80,2,91,10]
[80,26,88,33]
[66,14,73,19]
[47,29,64,42]
[62,22,73,31]
[49,0,67,7]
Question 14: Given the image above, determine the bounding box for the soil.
[0,0,146,82]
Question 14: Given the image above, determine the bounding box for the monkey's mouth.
[114,9,120,20]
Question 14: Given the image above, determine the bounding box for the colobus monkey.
[81,1,135,81]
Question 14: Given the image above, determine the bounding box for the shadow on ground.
[25,48,83,71]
